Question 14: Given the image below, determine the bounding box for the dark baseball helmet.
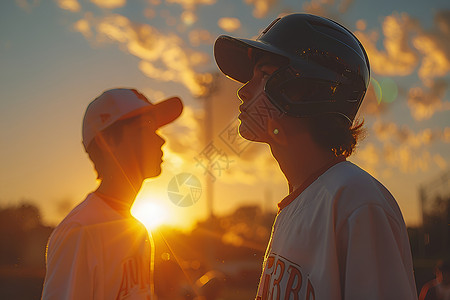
[214,13,370,123]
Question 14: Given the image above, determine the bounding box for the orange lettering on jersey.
[139,259,150,289]
[306,278,315,300]
[285,265,302,300]
[116,256,151,300]
[117,262,129,298]
[270,259,285,300]
[261,256,275,300]
[128,258,139,286]
[257,253,315,300]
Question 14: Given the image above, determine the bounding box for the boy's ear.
[267,118,288,146]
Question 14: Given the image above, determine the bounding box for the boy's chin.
[142,167,162,180]
[238,122,269,144]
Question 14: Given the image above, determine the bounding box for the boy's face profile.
[109,113,166,183]
[237,55,284,143]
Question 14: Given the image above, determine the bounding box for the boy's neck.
[95,175,140,210]
[270,137,337,192]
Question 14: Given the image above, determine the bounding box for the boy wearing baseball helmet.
[214,14,417,299]
[42,89,183,299]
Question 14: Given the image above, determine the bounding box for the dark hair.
[86,117,136,180]
[306,115,366,157]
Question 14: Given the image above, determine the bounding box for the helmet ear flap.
[265,66,361,123]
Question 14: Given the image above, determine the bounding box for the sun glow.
[131,201,169,230]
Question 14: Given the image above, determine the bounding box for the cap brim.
[120,96,183,128]
[214,35,289,83]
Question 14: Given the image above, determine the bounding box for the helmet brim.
[214,35,289,84]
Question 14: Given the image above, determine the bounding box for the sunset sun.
[131,200,170,230]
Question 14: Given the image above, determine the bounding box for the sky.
[0,0,449,230]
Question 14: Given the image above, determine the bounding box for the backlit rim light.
[131,201,169,230]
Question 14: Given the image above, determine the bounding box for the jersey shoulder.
[318,161,404,222]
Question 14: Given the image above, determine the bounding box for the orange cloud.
[165,0,215,9]
[73,18,92,37]
[355,13,419,77]
[218,18,241,33]
[413,35,450,86]
[189,29,214,47]
[90,0,126,9]
[353,143,379,176]
[75,14,212,96]
[302,0,355,17]
[55,0,81,12]
[355,11,450,120]
[407,80,449,121]
[412,11,450,86]
[181,11,197,25]
[373,120,450,147]
[353,121,450,174]
[357,11,450,85]
[245,0,278,18]
[165,0,215,25]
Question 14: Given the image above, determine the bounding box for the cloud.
[373,120,450,147]
[181,11,197,25]
[433,154,448,170]
[161,105,204,157]
[245,0,278,18]
[302,0,333,17]
[355,11,450,83]
[165,0,215,25]
[188,29,214,47]
[90,0,126,9]
[55,0,81,12]
[354,143,379,176]
[412,10,450,86]
[355,11,450,120]
[355,142,445,176]
[338,0,354,13]
[407,80,450,121]
[383,143,436,173]
[301,0,355,18]
[353,121,450,175]
[355,13,419,77]
[165,0,215,10]
[73,18,92,37]
[218,18,241,33]
[74,14,212,96]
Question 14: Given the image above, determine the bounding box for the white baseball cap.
[82,88,183,150]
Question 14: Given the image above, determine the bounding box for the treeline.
[0,203,276,299]
[0,198,449,299]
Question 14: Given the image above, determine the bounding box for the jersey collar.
[277,155,346,213]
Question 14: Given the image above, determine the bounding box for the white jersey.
[256,160,417,300]
[42,193,154,300]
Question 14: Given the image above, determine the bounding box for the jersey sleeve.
[336,203,418,300]
[42,223,98,300]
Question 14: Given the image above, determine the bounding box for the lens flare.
[370,77,398,104]
[379,77,398,103]
[370,77,382,104]
[131,201,169,230]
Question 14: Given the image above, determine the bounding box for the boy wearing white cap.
[42,88,183,300]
